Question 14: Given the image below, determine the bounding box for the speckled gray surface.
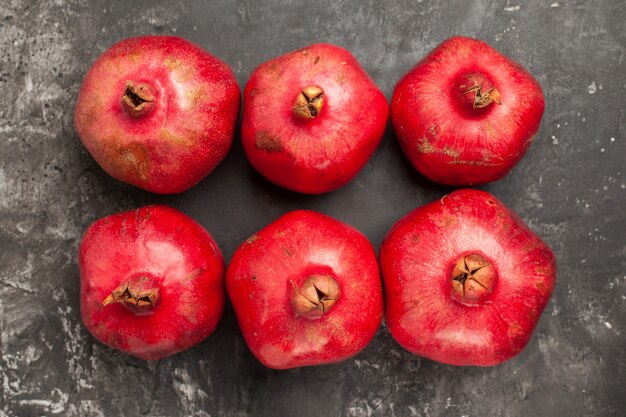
[1,0,625,416]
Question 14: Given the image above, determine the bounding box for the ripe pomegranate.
[241,43,388,194]
[226,210,383,369]
[74,36,240,194]
[391,36,545,185]
[79,205,225,359]
[380,189,556,366]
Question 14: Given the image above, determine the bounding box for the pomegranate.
[391,36,545,185]
[79,205,225,359]
[241,43,388,194]
[74,36,240,194]
[380,189,556,366]
[226,210,383,369]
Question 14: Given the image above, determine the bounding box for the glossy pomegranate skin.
[74,36,240,194]
[242,43,388,194]
[79,205,225,359]
[391,36,545,185]
[380,189,556,366]
[226,210,383,369]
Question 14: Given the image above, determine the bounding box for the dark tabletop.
[1,0,625,416]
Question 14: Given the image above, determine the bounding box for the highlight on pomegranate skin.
[74,36,241,194]
[226,210,383,369]
[79,205,225,360]
[391,36,545,185]
[242,43,389,194]
[380,189,556,366]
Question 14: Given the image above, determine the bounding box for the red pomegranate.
[241,43,388,194]
[391,36,545,185]
[79,205,225,359]
[380,189,556,366]
[226,210,383,369]
[74,36,240,194]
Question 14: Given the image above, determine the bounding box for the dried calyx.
[454,72,502,110]
[292,85,324,119]
[450,252,497,305]
[103,274,160,314]
[121,81,156,117]
[291,274,340,319]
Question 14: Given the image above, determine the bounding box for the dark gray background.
[1,0,625,416]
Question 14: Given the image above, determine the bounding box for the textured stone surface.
[1,0,625,416]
